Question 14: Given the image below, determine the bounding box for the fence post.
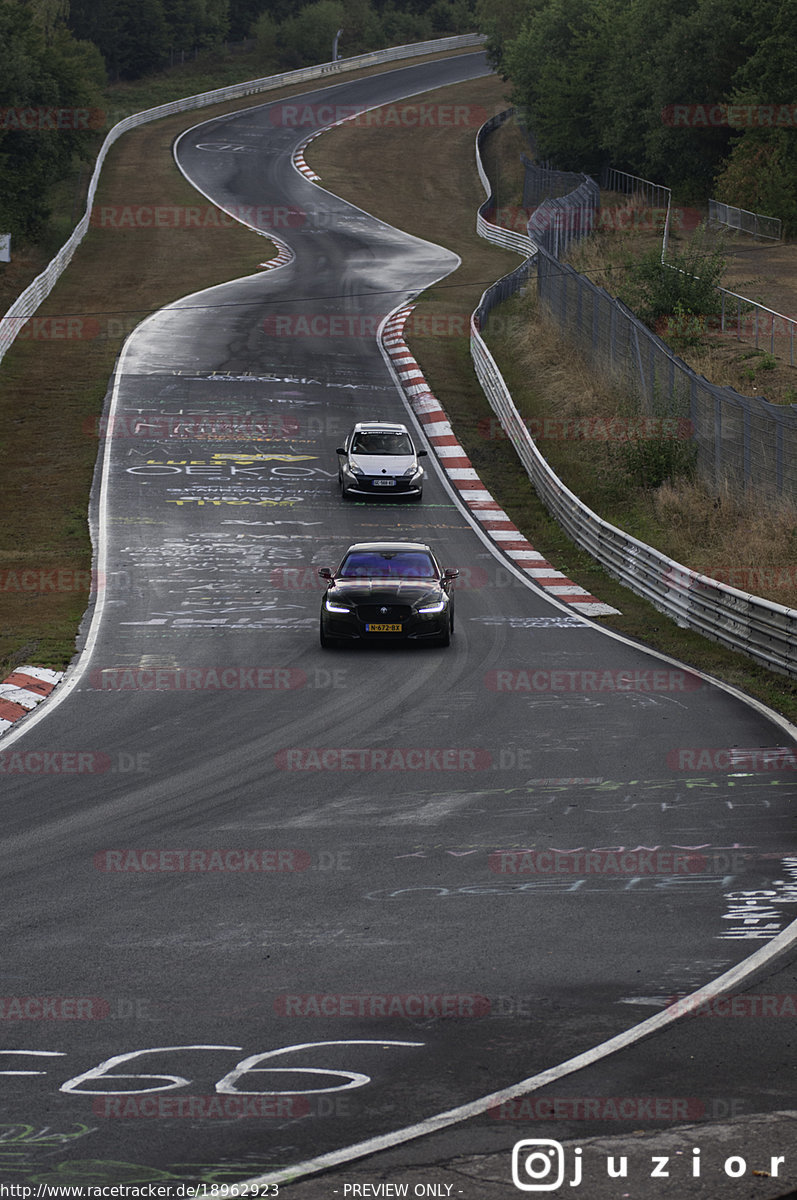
[714,393,723,485]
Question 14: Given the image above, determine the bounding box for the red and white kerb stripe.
[0,666,63,733]
[382,305,619,617]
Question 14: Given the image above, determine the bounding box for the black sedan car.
[318,542,458,648]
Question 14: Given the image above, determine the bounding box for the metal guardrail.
[471,113,797,678]
[709,198,782,241]
[715,287,797,366]
[474,112,536,258]
[603,166,673,256]
[527,181,599,258]
[0,34,485,364]
[522,155,585,207]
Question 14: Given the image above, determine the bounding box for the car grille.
[356,604,413,623]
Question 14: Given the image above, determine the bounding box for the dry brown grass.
[484,286,797,612]
[653,481,797,608]
[490,301,631,422]
[566,198,797,404]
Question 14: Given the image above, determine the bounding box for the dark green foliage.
[618,227,726,330]
[277,0,346,68]
[714,129,797,237]
[66,0,472,80]
[0,1,104,238]
[492,0,797,224]
[68,0,230,78]
[0,0,478,247]
[616,424,697,489]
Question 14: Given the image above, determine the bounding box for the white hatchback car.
[336,421,427,500]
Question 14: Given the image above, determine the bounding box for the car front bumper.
[321,610,448,641]
[343,477,423,497]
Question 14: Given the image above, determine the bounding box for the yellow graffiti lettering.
[210,453,317,462]
[165,498,298,506]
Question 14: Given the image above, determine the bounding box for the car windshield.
[338,551,437,579]
[351,432,413,456]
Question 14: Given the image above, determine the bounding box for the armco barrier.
[0,34,484,365]
[475,111,536,258]
[472,113,797,678]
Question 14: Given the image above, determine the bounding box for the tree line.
[0,0,474,241]
[477,0,797,232]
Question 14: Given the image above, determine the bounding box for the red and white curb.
[382,306,620,616]
[293,141,321,182]
[291,111,364,183]
[258,235,294,271]
[0,666,64,734]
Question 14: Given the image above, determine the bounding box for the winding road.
[1,51,796,1195]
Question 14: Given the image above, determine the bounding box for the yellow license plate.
[366,623,403,632]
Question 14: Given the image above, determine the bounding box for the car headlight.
[402,464,423,479]
[324,597,351,614]
[417,598,445,614]
[347,462,364,477]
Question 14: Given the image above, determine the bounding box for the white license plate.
[373,479,396,486]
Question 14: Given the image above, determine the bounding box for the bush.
[278,1,346,69]
[714,130,797,237]
[617,427,697,489]
[618,224,726,332]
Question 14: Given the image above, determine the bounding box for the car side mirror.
[417,449,428,457]
[335,447,345,455]
[318,567,334,582]
[444,568,459,581]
